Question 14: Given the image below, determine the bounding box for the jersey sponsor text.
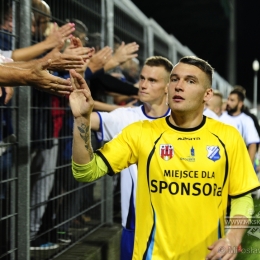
[150,180,222,196]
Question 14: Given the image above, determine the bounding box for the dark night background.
[131,0,260,103]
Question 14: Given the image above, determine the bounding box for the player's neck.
[169,111,204,129]
[143,102,169,118]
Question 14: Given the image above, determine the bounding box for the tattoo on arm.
[77,123,94,160]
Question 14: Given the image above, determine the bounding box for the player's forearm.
[72,117,94,164]
[226,194,254,247]
[225,215,249,247]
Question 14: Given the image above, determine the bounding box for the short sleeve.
[96,121,142,174]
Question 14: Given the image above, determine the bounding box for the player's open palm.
[69,70,94,119]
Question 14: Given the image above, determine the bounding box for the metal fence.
[0,0,245,259]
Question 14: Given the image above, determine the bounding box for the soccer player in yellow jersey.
[69,56,260,260]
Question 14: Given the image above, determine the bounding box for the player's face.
[168,62,212,114]
[226,94,240,114]
[138,65,168,105]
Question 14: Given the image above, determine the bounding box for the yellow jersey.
[96,116,260,260]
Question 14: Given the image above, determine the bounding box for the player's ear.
[204,88,213,102]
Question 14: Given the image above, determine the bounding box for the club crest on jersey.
[206,146,220,162]
[160,144,174,161]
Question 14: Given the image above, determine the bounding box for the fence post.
[147,23,153,57]
[101,0,114,226]
[105,0,114,47]
[17,0,31,259]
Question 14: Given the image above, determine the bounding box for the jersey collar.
[166,115,206,132]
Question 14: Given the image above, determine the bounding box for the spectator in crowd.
[108,57,140,106]
[29,0,60,250]
[0,8,85,75]
[108,35,128,81]
[0,0,84,93]
[0,43,14,257]
[87,32,102,52]
[69,56,260,259]
[35,36,94,243]
[29,0,86,250]
[0,0,76,62]
[220,87,260,164]
[121,57,140,84]
[0,1,16,205]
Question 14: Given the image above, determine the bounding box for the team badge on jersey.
[206,146,220,162]
[160,144,174,161]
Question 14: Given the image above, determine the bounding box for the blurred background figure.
[204,90,223,118]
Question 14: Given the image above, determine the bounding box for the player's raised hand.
[69,69,94,119]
